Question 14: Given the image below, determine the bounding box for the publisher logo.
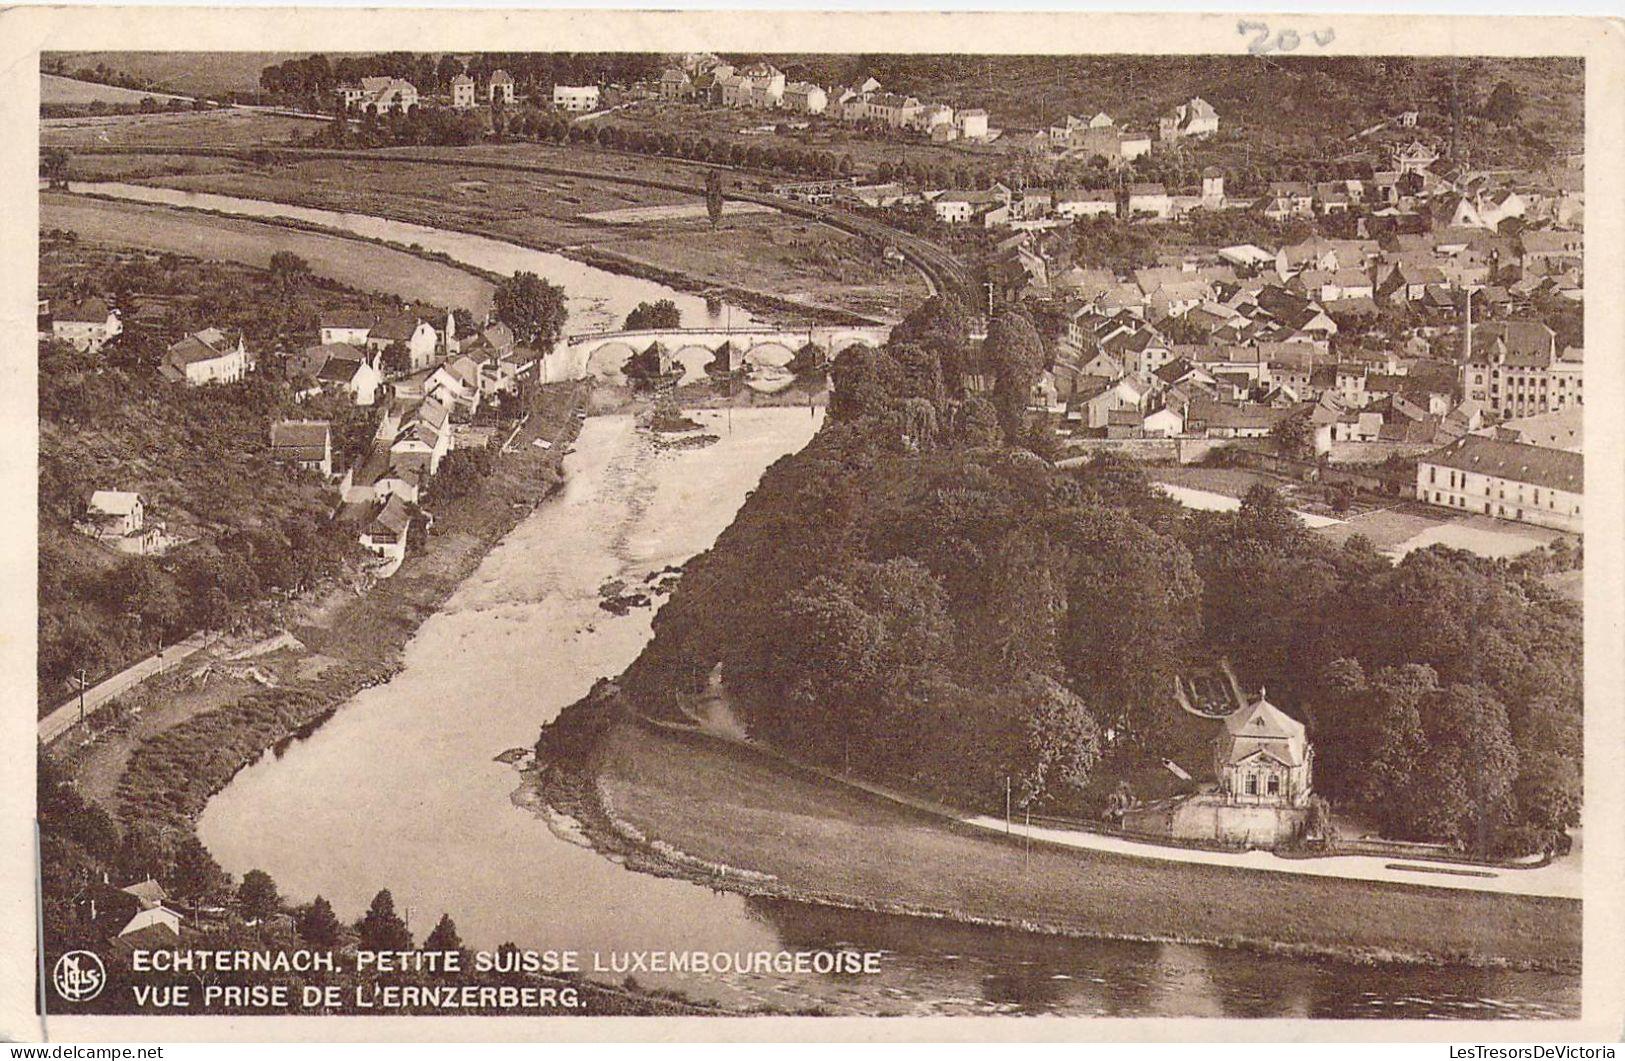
[52,950,106,1002]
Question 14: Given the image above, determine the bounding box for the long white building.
[1415,434,1582,534]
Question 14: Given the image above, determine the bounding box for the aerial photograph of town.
[32,45,1585,1024]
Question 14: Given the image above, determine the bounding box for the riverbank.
[41,190,498,316]
[534,693,1581,976]
[62,384,585,821]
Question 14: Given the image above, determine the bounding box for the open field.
[593,720,1579,970]
[40,192,495,315]
[1315,502,1566,559]
[42,108,324,148]
[109,149,928,320]
[47,51,291,97]
[1151,466,1279,498]
[41,72,193,106]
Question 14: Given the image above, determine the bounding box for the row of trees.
[260,52,666,102]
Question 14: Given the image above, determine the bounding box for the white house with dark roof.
[450,73,476,108]
[360,494,413,564]
[1416,434,1582,533]
[488,69,515,104]
[1126,183,1171,220]
[79,491,165,554]
[337,76,419,115]
[270,420,334,478]
[160,327,249,385]
[52,298,122,352]
[553,84,601,112]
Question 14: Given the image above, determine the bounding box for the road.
[38,630,216,745]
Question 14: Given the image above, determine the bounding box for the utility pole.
[1024,804,1031,870]
[1005,777,1012,834]
[77,668,87,727]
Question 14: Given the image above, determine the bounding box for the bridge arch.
[742,341,797,368]
[584,340,640,378]
[669,343,719,378]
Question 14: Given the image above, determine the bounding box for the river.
[128,181,1575,1018]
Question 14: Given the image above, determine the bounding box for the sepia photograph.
[4,6,1621,1044]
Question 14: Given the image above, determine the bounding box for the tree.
[1007,673,1101,806]
[493,271,567,350]
[297,896,343,947]
[41,147,71,189]
[355,888,413,950]
[1270,413,1314,459]
[624,299,681,331]
[168,835,229,905]
[705,168,724,229]
[423,912,464,952]
[237,869,281,921]
[984,310,1045,443]
[380,340,413,376]
[829,344,902,423]
[954,395,1003,448]
[1483,80,1524,125]
[268,251,311,294]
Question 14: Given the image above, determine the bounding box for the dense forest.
[617,295,1582,857]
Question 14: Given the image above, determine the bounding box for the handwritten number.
[1238,20,1272,54]
[1238,20,1335,54]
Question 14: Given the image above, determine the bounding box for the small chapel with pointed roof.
[1212,691,1314,808]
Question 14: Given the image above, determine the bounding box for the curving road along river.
[97,182,1576,1018]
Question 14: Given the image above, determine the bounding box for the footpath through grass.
[595,721,1580,972]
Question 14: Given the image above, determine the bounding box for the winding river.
[73,181,1577,1018]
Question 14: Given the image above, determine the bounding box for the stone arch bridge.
[545,326,893,383]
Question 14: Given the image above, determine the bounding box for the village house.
[77,491,164,555]
[863,92,924,129]
[931,190,1004,225]
[488,69,515,105]
[552,84,600,112]
[359,494,413,565]
[1053,188,1118,220]
[1520,229,1583,275]
[270,420,334,478]
[52,298,122,352]
[780,81,827,114]
[336,77,418,115]
[450,73,476,108]
[1416,434,1582,534]
[294,342,383,405]
[1126,183,1172,220]
[366,312,442,371]
[77,876,184,950]
[957,109,989,140]
[1491,407,1583,452]
[658,67,692,101]
[1159,96,1219,140]
[160,327,250,385]
[318,310,375,347]
[1392,139,1440,175]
